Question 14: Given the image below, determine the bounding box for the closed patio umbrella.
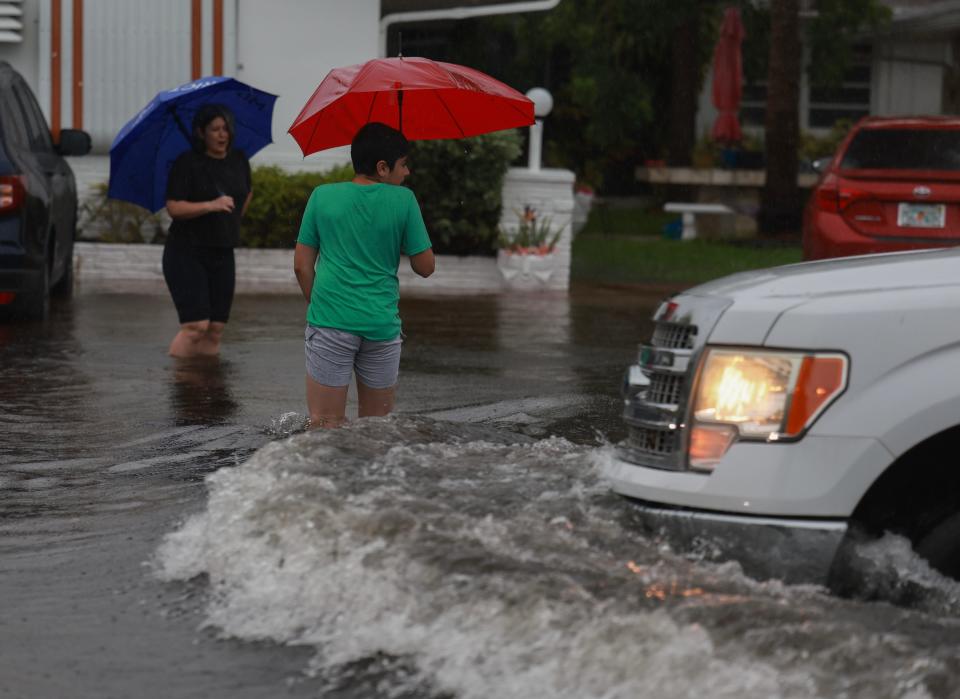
[711,7,746,144]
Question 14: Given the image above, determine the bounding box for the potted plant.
[496,205,562,288]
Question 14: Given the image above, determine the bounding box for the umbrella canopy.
[288,57,534,156]
[109,76,277,212]
[711,7,746,144]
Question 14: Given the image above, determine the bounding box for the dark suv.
[0,61,90,319]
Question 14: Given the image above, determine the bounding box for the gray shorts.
[304,325,402,389]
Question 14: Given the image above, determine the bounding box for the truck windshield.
[840,129,960,171]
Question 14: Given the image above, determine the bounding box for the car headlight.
[688,347,848,471]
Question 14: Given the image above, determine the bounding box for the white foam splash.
[153,418,951,699]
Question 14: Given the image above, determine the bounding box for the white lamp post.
[525,87,553,172]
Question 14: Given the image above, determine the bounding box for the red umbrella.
[711,7,746,144]
[289,57,535,156]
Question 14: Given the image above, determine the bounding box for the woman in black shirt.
[163,104,252,358]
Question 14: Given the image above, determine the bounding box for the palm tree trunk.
[665,10,701,167]
[759,0,802,237]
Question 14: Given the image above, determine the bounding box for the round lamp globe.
[525,87,553,118]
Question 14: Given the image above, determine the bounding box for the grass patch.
[571,234,803,286]
[579,204,675,237]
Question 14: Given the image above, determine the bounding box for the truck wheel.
[916,513,960,579]
[827,525,873,598]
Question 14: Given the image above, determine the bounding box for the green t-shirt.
[297,182,432,341]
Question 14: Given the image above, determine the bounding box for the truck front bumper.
[604,434,895,585]
[623,498,846,585]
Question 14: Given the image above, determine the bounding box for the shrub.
[80,163,353,247]
[79,182,165,243]
[799,119,853,163]
[240,164,353,248]
[406,129,521,256]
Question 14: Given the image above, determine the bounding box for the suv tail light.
[0,175,25,213]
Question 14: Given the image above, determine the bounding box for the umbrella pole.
[397,90,404,135]
[168,105,193,145]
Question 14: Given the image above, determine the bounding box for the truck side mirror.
[57,128,91,156]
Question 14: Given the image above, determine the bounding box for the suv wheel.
[22,259,50,321]
[51,241,74,298]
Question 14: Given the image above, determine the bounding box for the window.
[0,86,28,151]
[840,129,960,171]
[736,45,872,132]
[808,45,871,129]
[740,80,768,128]
[12,80,53,153]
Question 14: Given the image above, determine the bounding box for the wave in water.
[154,416,956,699]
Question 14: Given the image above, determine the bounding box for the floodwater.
[2,288,959,699]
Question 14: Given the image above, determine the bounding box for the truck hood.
[687,247,960,302]
[678,247,960,346]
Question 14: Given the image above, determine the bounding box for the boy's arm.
[293,243,318,301]
[408,247,435,278]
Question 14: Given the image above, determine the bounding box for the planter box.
[496,249,560,289]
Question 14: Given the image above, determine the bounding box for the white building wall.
[236,0,379,171]
[873,39,948,115]
[81,0,195,150]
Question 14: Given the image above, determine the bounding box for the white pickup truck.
[604,247,960,586]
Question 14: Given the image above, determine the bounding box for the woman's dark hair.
[191,104,235,152]
[351,122,409,176]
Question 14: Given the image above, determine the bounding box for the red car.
[802,116,960,260]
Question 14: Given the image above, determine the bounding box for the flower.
[497,205,561,255]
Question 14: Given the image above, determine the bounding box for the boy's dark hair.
[191,103,235,152]
[351,122,409,176]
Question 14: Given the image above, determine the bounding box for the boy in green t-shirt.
[293,123,435,428]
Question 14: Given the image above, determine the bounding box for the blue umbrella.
[108,76,278,212]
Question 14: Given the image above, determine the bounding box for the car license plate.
[897,203,945,228]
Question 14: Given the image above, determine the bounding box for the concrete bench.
[664,202,735,240]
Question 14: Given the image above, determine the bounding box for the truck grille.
[626,425,678,455]
[620,318,699,470]
[647,372,683,405]
[651,321,696,349]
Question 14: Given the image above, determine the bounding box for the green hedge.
[90,136,518,254]
[240,164,353,248]
[405,129,521,256]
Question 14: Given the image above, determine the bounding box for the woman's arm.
[166,195,235,220]
[241,190,253,217]
[294,243,319,302]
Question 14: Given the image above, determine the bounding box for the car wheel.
[51,242,74,298]
[916,512,960,579]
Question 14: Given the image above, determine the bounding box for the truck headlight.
[688,348,848,471]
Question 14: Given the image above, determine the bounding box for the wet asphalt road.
[0,285,659,699]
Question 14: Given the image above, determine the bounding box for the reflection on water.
[169,357,239,426]
[0,301,91,464]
